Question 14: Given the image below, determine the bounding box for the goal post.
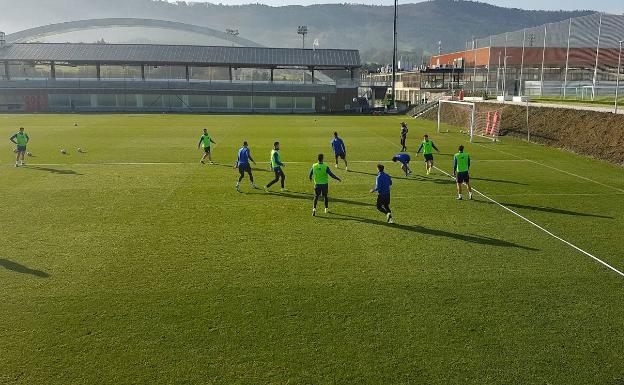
[437,100,476,142]
[437,100,502,142]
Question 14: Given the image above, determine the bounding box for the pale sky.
[183,0,623,13]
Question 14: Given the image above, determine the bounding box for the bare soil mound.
[419,103,624,164]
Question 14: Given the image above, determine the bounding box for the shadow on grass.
[471,177,528,186]
[348,169,455,184]
[0,259,50,278]
[262,190,374,207]
[210,162,273,173]
[24,166,82,175]
[474,200,613,219]
[317,213,538,250]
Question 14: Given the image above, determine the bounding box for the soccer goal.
[437,100,502,142]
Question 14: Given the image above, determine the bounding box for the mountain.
[0,0,594,63]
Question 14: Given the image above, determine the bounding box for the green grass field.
[1,114,623,385]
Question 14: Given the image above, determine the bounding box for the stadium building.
[0,19,362,113]
[430,13,624,98]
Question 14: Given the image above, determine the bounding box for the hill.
[0,0,593,63]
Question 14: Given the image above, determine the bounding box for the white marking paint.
[434,165,624,278]
[472,142,624,193]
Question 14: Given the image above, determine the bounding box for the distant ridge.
[0,0,594,63]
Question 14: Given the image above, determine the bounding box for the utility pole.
[616,40,623,114]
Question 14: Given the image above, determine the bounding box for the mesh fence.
[463,13,624,100]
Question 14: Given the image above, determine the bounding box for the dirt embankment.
[419,103,624,164]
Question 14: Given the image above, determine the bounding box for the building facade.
[0,28,361,113]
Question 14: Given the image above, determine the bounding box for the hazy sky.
[184,0,623,13]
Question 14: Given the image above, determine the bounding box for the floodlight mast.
[225,28,239,47]
[391,0,398,110]
[297,25,308,49]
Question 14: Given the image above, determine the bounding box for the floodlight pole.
[297,25,308,49]
[616,40,623,114]
[391,0,398,110]
[226,28,239,47]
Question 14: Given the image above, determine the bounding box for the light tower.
[297,25,308,49]
[391,0,398,110]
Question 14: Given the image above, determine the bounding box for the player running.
[453,145,473,200]
[331,131,348,170]
[235,141,258,192]
[10,127,29,167]
[392,153,412,176]
[400,121,408,151]
[309,153,341,216]
[197,128,216,164]
[370,164,394,223]
[265,141,287,192]
[415,134,440,175]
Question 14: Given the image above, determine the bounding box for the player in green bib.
[9,127,29,167]
[416,134,440,175]
[197,128,216,164]
[308,153,341,216]
[265,141,287,191]
[453,145,473,200]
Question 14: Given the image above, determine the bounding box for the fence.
[463,13,624,100]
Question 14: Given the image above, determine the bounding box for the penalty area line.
[434,166,624,278]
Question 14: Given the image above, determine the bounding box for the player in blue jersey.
[331,131,348,170]
[235,141,258,192]
[392,153,412,176]
[370,164,394,223]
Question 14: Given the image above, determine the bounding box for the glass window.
[233,96,252,109]
[118,94,137,107]
[69,94,91,107]
[275,96,294,109]
[189,95,208,108]
[295,97,314,109]
[97,94,117,107]
[101,65,142,81]
[49,94,70,108]
[142,94,163,108]
[210,95,228,108]
[253,96,271,109]
[164,95,184,108]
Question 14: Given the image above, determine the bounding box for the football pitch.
[1,114,623,384]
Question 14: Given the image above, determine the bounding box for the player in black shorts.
[235,141,257,192]
[400,122,408,152]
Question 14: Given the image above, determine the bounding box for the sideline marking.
[372,129,623,277]
[2,159,528,167]
[472,142,624,193]
[434,166,624,278]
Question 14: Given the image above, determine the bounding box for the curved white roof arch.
[5,18,263,47]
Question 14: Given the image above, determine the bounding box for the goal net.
[437,100,502,142]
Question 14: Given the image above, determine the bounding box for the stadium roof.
[0,43,361,69]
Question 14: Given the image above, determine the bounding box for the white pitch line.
[433,165,624,278]
[2,159,529,167]
[472,142,624,193]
